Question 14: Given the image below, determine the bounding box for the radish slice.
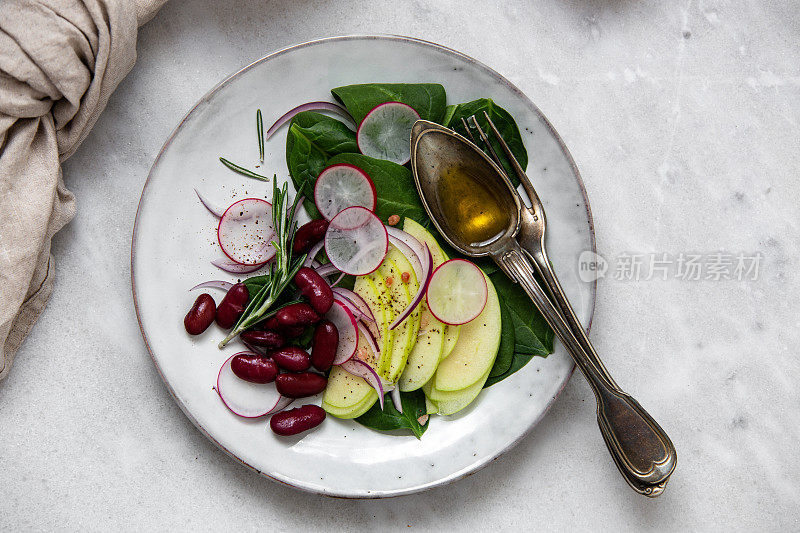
[190,280,234,292]
[314,164,377,221]
[266,102,352,140]
[391,387,403,414]
[426,259,488,325]
[195,189,225,218]
[389,244,433,330]
[325,207,388,275]
[341,359,385,410]
[217,199,276,265]
[332,287,375,322]
[216,352,291,418]
[326,300,358,365]
[211,258,265,274]
[303,240,325,268]
[357,102,420,165]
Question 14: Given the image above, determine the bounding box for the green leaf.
[285,112,358,218]
[446,98,528,185]
[325,153,428,225]
[489,302,515,377]
[489,272,554,356]
[331,83,447,124]
[483,354,534,389]
[355,389,430,438]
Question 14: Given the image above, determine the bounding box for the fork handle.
[495,245,677,496]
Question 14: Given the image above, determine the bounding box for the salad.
[183,83,554,438]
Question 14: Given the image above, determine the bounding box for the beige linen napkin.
[0,0,167,381]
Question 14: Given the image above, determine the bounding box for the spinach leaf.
[489,302,516,377]
[355,389,430,439]
[444,98,527,185]
[483,354,535,389]
[331,83,447,124]
[285,111,358,218]
[325,153,428,225]
[489,272,554,355]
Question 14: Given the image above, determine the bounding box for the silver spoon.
[410,120,676,497]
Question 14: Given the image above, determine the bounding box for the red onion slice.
[386,226,426,280]
[390,386,403,414]
[326,300,358,365]
[190,280,234,292]
[314,263,340,278]
[330,271,346,287]
[340,359,385,410]
[303,240,325,268]
[211,258,265,274]
[332,287,375,322]
[195,188,226,218]
[357,321,380,356]
[266,102,352,140]
[216,352,290,418]
[389,244,433,330]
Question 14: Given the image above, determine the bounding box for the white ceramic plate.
[132,35,595,498]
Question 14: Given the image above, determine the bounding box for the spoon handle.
[496,246,677,496]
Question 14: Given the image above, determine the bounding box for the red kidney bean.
[294,267,334,314]
[184,294,216,335]
[270,405,326,436]
[216,283,249,329]
[292,219,329,255]
[311,320,338,372]
[275,372,327,398]
[240,329,285,349]
[276,303,320,328]
[270,347,311,372]
[262,317,305,339]
[230,354,278,383]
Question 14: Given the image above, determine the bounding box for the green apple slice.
[399,302,445,391]
[441,325,461,361]
[379,248,421,382]
[433,270,501,391]
[355,272,393,373]
[322,365,375,409]
[424,367,490,415]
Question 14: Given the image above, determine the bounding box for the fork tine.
[481,111,542,206]
[460,117,479,144]
[466,115,508,179]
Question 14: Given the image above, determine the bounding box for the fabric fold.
[0,0,166,381]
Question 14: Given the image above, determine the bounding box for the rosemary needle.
[219,157,271,182]
[256,109,265,163]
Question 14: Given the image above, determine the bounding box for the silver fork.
[463,113,677,496]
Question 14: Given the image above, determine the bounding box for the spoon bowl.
[410,120,521,257]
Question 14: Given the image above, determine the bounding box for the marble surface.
[1,0,798,530]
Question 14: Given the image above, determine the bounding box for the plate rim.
[131,34,596,498]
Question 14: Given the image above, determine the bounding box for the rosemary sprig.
[219,157,271,182]
[256,109,265,163]
[219,181,307,348]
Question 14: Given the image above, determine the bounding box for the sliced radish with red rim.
[326,300,359,365]
[357,102,420,165]
[426,259,488,325]
[190,280,234,292]
[216,352,292,418]
[217,198,276,265]
[314,164,376,221]
[324,207,388,275]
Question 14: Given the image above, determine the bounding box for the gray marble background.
[1,0,798,530]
